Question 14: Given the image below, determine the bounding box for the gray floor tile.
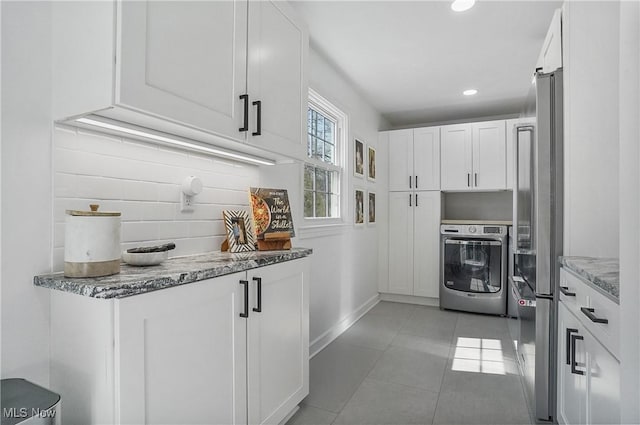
[391,333,452,358]
[367,301,415,320]
[433,369,531,425]
[452,312,518,361]
[333,378,439,425]
[305,339,383,413]
[336,311,407,351]
[399,306,458,345]
[286,404,337,425]
[368,345,448,392]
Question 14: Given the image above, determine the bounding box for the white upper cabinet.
[388,127,440,191]
[441,121,506,191]
[53,0,308,160]
[536,8,563,73]
[119,1,247,142]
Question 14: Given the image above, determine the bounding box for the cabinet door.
[413,127,441,190]
[388,192,415,295]
[388,129,414,191]
[247,0,308,158]
[585,332,620,425]
[118,1,248,141]
[247,259,309,425]
[116,273,247,425]
[557,302,587,425]
[472,120,506,190]
[440,124,473,190]
[538,9,562,73]
[412,191,441,298]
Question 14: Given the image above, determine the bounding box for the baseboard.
[379,293,440,307]
[309,294,380,358]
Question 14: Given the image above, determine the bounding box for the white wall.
[52,126,260,270]
[261,46,388,354]
[1,1,52,386]
[618,1,640,423]
[562,1,620,258]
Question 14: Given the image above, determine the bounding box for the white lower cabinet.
[557,288,620,425]
[50,259,309,425]
[386,191,441,298]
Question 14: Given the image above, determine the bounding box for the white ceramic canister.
[64,204,121,277]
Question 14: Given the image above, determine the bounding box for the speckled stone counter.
[34,248,312,299]
[559,256,619,303]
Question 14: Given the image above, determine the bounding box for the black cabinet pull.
[252,277,262,313]
[560,286,576,297]
[415,175,418,189]
[570,333,585,375]
[475,173,478,187]
[239,94,249,132]
[581,307,608,324]
[409,176,412,189]
[239,280,249,318]
[252,100,262,136]
[415,193,419,206]
[467,173,470,187]
[566,328,578,365]
[409,194,412,207]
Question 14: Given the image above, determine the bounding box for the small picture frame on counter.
[223,210,257,253]
[355,189,365,226]
[354,138,365,178]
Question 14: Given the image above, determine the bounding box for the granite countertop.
[559,256,619,303]
[441,219,513,226]
[34,248,312,299]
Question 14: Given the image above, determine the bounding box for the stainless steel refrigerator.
[511,68,563,422]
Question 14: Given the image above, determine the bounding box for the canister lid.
[66,204,121,217]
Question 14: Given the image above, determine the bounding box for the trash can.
[1,379,61,425]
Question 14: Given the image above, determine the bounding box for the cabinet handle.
[252,277,262,313]
[560,286,576,297]
[566,328,579,365]
[239,94,249,132]
[580,307,608,324]
[252,100,262,136]
[475,173,478,187]
[409,176,412,189]
[467,173,470,187]
[239,280,249,318]
[570,333,585,375]
[409,194,412,207]
[415,175,418,189]
[415,193,419,206]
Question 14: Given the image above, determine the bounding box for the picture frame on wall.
[354,139,365,178]
[223,210,257,253]
[367,146,376,181]
[355,188,365,225]
[368,191,376,225]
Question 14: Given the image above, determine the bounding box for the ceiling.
[291,0,562,128]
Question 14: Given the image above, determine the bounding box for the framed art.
[367,146,376,181]
[223,210,256,253]
[368,191,376,224]
[354,139,365,178]
[355,189,365,225]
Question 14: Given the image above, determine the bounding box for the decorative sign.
[223,210,256,253]
[249,188,295,239]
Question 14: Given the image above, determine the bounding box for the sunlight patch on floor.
[451,337,506,375]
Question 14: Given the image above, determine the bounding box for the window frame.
[302,88,348,228]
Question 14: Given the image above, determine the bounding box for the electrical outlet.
[180,192,194,212]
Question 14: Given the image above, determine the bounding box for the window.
[304,89,347,221]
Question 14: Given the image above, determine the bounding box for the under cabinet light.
[74,117,276,166]
[451,0,476,12]
[463,89,478,96]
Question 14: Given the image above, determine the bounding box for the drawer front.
[560,268,619,360]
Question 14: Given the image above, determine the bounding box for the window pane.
[315,192,327,217]
[324,119,334,143]
[304,165,314,190]
[328,194,339,217]
[316,114,325,140]
[324,143,334,163]
[307,134,313,158]
[304,190,314,217]
[315,169,327,192]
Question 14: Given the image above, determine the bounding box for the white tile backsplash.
[53,126,260,271]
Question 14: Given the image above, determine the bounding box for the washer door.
[443,239,502,293]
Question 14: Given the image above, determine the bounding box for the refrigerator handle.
[513,125,534,252]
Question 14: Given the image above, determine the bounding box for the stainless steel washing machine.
[440,224,508,315]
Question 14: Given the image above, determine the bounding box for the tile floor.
[287,301,533,425]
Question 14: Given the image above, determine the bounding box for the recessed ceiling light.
[451,0,476,12]
[463,89,478,96]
